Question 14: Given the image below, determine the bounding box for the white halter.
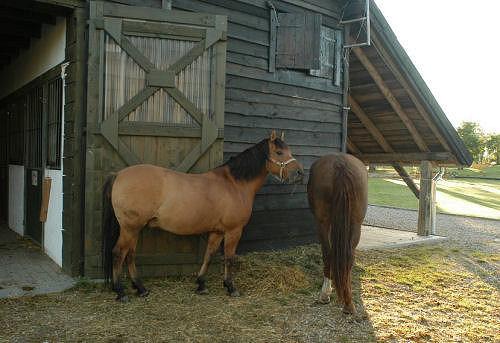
[268,157,296,183]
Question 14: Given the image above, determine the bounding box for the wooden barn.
[0,0,472,278]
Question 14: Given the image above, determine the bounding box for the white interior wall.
[44,169,63,266]
[8,165,25,236]
[0,17,66,99]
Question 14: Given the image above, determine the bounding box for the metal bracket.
[341,0,371,48]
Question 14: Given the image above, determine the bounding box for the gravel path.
[364,205,500,252]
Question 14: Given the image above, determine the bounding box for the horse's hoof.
[116,295,129,303]
[318,293,331,304]
[196,288,209,295]
[229,290,240,297]
[342,303,356,314]
[137,289,150,298]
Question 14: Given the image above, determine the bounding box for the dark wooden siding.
[173,0,345,251]
[62,7,88,276]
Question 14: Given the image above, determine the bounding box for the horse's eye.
[276,151,283,156]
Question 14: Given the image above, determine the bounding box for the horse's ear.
[280,131,285,141]
[270,130,277,142]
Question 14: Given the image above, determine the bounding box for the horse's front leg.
[195,232,223,294]
[223,228,243,297]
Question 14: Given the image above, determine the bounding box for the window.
[310,26,343,86]
[0,108,8,165]
[2,69,64,168]
[25,87,43,169]
[8,99,25,165]
[269,11,343,86]
[47,77,63,169]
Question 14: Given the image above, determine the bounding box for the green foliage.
[485,134,500,163]
[457,122,486,163]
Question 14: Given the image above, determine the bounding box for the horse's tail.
[102,173,118,285]
[329,167,356,303]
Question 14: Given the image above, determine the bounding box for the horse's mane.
[225,138,286,181]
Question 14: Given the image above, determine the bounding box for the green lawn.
[446,165,500,178]
[368,177,419,210]
[368,177,500,220]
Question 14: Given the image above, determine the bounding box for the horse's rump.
[307,153,367,309]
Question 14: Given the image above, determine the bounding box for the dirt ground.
[1,242,498,343]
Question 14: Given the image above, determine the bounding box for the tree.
[457,122,486,163]
[485,134,500,164]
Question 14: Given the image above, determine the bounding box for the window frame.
[46,76,63,170]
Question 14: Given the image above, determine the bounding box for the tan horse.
[307,153,368,314]
[102,131,303,301]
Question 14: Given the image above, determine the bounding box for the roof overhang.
[346,1,473,166]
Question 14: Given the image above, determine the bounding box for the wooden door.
[85,1,227,277]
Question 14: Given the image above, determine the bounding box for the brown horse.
[307,153,367,314]
[102,131,303,301]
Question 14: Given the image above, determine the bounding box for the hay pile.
[236,245,322,296]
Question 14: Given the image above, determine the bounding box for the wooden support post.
[417,161,435,236]
[431,180,437,235]
[392,163,419,199]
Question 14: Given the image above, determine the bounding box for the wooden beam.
[346,138,360,154]
[5,1,75,13]
[118,122,224,139]
[0,47,20,55]
[1,36,31,49]
[371,31,452,152]
[417,161,435,236]
[350,96,419,199]
[354,152,455,164]
[0,56,11,65]
[392,163,419,198]
[352,46,429,152]
[0,21,41,38]
[349,95,394,153]
[0,7,56,25]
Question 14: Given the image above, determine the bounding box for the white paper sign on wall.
[32,170,38,186]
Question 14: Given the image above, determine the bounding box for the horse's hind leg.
[223,228,243,297]
[342,232,360,314]
[342,270,355,314]
[126,234,149,297]
[317,220,333,304]
[112,231,132,302]
[196,232,223,294]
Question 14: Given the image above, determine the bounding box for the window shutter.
[309,27,343,86]
[276,13,321,69]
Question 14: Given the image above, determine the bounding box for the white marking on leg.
[321,277,332,295]
[319,277,333,304]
